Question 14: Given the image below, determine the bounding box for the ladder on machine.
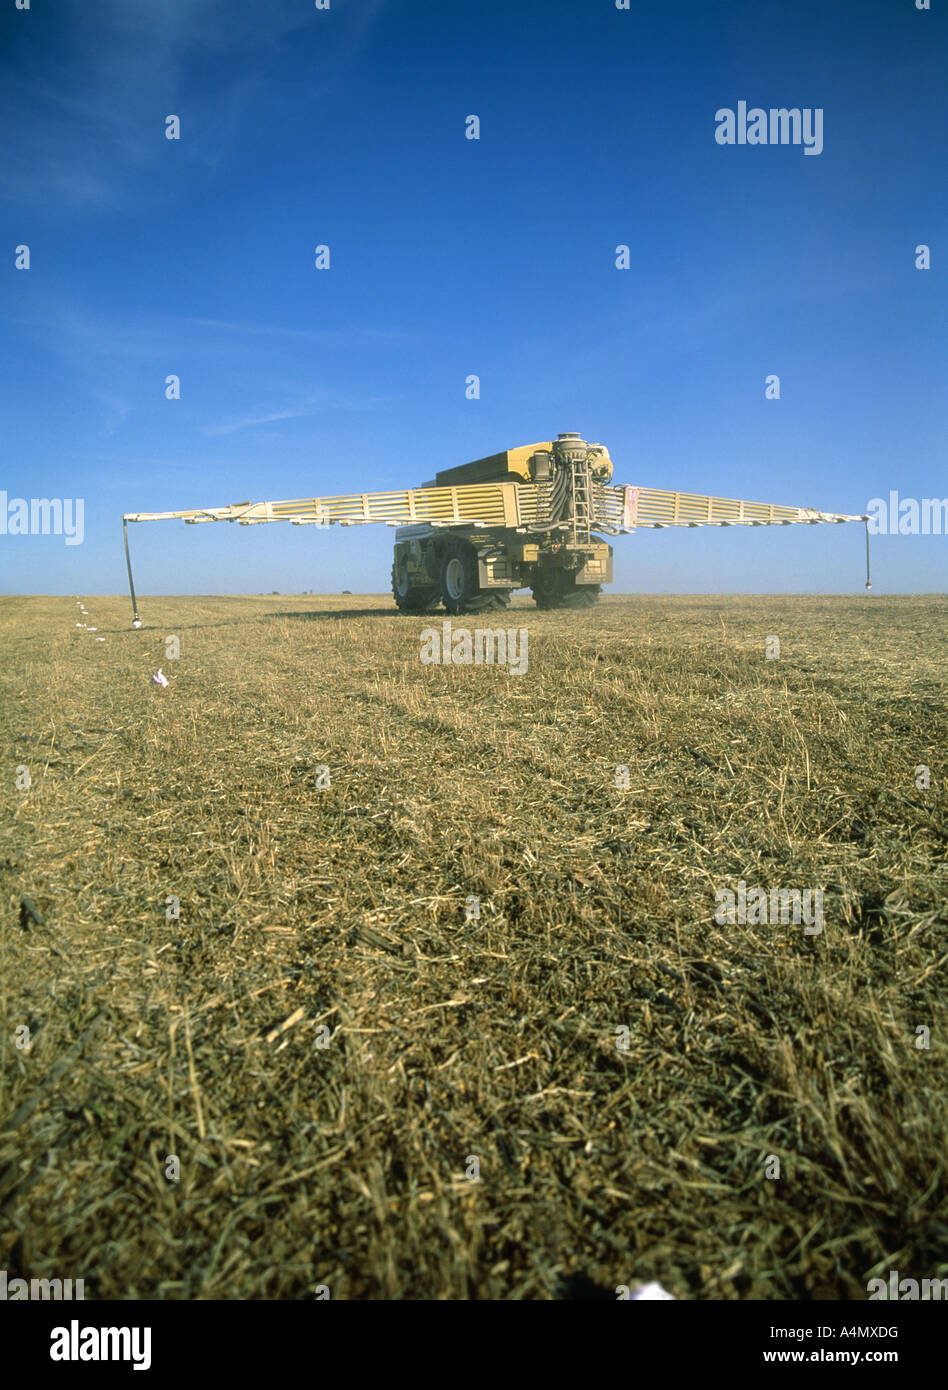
[569,455,594,545]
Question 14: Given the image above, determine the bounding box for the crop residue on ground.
[1,594,945,1299]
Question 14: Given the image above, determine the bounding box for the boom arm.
[122,473,869,625]
[597,485,865,531]
[123,480,865,532]
[123,480,524,529]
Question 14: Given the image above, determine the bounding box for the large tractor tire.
[391,562,439,613]
[560,584,601,608]
[438,536,511,615]
[531,570,601,610]
[466,590,512,613]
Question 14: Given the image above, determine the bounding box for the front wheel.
[392,562,440,613]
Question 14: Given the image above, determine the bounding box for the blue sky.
[2,0,945,596]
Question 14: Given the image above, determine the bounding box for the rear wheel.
[561,584,600,608]
[439,537,511,615]
[531,570,601,609]
[531,570,562,610]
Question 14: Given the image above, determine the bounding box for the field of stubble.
[1,593,946,1300]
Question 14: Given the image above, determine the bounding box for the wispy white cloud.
[185,317,436,345]
[7,298,400,435]
[205,406,319,436]
[1,0,391,214]
[205,391,397,436]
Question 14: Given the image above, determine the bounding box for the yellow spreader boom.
[123,481,526,530]
[122,432,869,622]
[122,482,862,532]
